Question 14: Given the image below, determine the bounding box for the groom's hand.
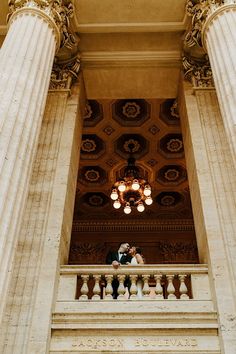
[112,260,120,269]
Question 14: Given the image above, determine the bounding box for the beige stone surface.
[1,2,236,353]
[0,6,57,324]
[83,66,180,99]
[50,263,219,353]
[179,81,236,353]
[50,331,220,353]
[202,4,236,170]
[76,0,186,24]
[0,79,85,354]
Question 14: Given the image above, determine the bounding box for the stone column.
[0,59,84,353]
[180,80,236,354]
[202,1,236,166]
[0,0,76,321]
[186,0,236,166]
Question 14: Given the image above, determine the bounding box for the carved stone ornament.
[185,0,223,48]
[157,241,198,262]
[7,0,79,52]
[49,54,80,89]
[183,55,214,87]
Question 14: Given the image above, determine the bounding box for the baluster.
[167,275,176,299]
[79,275,89,301]
[104,275,113,300]
[117,275,126,300]
[179,274,189,299]
[154,274,164,299]
[142,275,150,299]
[92,275,101,300]
[129,275,138,300]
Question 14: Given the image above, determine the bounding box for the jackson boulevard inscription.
[76,337,198,350]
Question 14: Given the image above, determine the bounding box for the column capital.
[183,54,214,88]
[7,0,79,53]
[202,2,236,50]
[49,54,80,90]
[185,0,222,49]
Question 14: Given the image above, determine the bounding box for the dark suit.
[106,251,132,265]
[106,251,132,299]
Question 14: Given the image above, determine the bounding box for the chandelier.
[110,156,153,214]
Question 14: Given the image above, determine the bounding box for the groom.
[106,242,132,298]
[106,242,131,268]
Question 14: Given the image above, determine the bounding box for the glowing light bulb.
[124,204,131,214]
[143,185,151,196]
[132,179,140,191]
[113,200,121,209]
[137,203,145,212]
[118,181,126,192]
[145,196,153,205]
[110,189,118,200]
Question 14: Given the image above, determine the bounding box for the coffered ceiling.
[70,96,197,264]
[73,98,193,223]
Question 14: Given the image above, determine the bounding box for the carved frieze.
[157,241,198,262]
[70,242,107,264]
[7,0,79,52]
[69,240,198,264]
[72,220,195,233]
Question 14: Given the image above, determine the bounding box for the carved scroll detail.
[8,0,79,51]
[185,0,223,48]
[50,54,80,89]
[183,55,214,87]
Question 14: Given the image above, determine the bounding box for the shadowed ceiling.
[70,98,197,264]
[74,98,192,220]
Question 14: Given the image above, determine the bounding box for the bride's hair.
[134,246,145,263]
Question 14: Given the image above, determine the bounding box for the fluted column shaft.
[0,6,58,320]
[202,4,236,166]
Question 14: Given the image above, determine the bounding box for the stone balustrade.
[52,264,218,353]
[57,264,210,302]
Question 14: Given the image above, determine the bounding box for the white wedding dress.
[131,256,143,299]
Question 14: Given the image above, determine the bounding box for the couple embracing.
[106,242,144,268]
[106,242,144,299]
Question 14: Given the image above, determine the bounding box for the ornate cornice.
[49,54,80,89]
[183,1,224,87]
[7,0,79,52]
[72,219,195,233]
[183,54,214,88]
[184,0,223,49]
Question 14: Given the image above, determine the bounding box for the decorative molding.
[184,0,223,49]
[7,0,79,52]
[158,241,198,262]
[69,241,198,264]
[49,54,80,89]
[72,220,195,233]
[81,51,181,68]
[183,55,214,88]
[76,20,188,34]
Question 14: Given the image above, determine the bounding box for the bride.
[129,246,144,265]
[128,246,144,299]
